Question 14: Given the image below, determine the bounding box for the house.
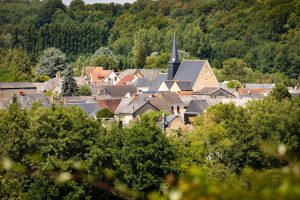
[194,87,235,98]
[96,98,122,112]
[132,77,151,93]
[237,88,268,99]
[0,82,37,100]
[165,115,186,134]
[119,69,161,82]
[115,98,159,126]
[184,99,222,124]
[148,73,168,93]
[184,99,250,124]
[5,93,48,109]
[149,92,184,118]
[117,74,136,85]
[99,85,138,98]
[88,67,119,85]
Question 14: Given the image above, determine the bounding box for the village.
[0,35,299,134]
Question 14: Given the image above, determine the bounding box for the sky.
[62,0,136,5]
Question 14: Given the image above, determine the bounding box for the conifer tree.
[61,67,79,96]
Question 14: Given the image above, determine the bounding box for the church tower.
[167,34,181,80]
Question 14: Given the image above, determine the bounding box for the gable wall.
[170,83,181,93]
[193,61,219,91]
[158,82,170,92]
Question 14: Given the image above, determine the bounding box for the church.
[152,34,220,93]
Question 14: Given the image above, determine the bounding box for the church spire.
[167,33,181,80]
[169,33,180,64]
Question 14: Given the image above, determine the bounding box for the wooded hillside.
[0,0,299,81]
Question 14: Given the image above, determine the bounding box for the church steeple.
[167,33,181,80]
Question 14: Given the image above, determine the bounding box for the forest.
[0,0,299,84]
[0,84,300,199]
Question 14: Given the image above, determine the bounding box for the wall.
[193,61,219,91]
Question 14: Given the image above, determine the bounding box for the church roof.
[174,60,206,87]
[169,34,180,64]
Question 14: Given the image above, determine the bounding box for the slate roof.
[138,69,161,82]
[244,83,274,89]
[65,102,100,117]
[132,78,151,88]
[101,85,137,97]
[163,80,175,89]
[115,98,134,114]
[7,94,48,109]
[148,73,168,92]
[0,82,36,89]
[196,87,220,95]
[175,81,192,91]
[174,60,206,86]
[185,99,222,114]
[116,100,148,114]
[179,95,207,107]
[169,34,180,64]
[149,97,170,111]
[61,96,96,103]
[166,114,178,123]
[159,91,184,105]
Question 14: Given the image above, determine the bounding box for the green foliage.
[0,48,33,81]
[96,108,114,118]
[268,83,292,101]
[89,47,118,70]
[32,74,50,83]
[36,47,67,78]
[78,85,91,96]
[227,80,242,89]
[62,67,79,96]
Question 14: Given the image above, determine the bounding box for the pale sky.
[63,0,136,5]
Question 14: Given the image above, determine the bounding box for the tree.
[219,58,248,82]
[79,85,92,96]
[90,47,118,70]
[36,0,66,27]
[36,48,67,78]
[132,30,147,68]
[268,83,291,101]
[61,67,79,96]
[69,0,85,11]
[96,108,114,119]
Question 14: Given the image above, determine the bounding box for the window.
[171,106,174,113]
[177,106,180,114]
[114,77,117,81]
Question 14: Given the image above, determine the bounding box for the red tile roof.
[90,67,113,83]
[117,75,135,85]
[97,98,122,112]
